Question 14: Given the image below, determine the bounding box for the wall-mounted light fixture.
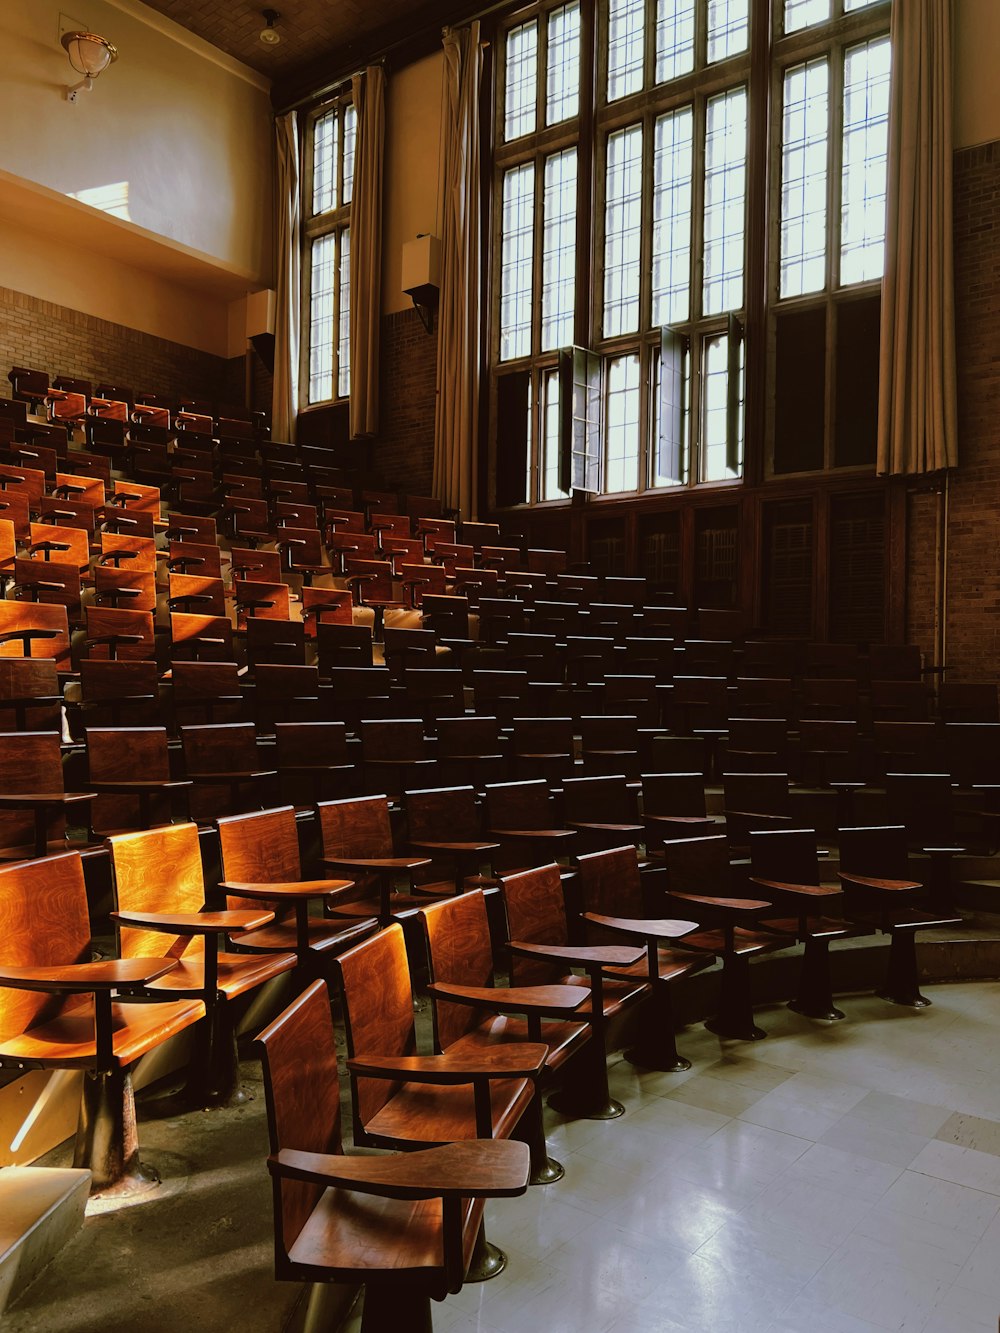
[62,31,118,102]
[259,10,281,45]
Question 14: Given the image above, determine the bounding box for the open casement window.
[657,326,687,486]
[559,347,602,494]
[302,95,356,407]
[495,370,532,507]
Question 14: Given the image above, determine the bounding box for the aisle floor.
[8,981,1000,1333]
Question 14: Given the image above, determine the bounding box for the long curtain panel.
[877,0,958,475]
[349,65,385,440]
[272,111,301,443]
[433,23,484,520]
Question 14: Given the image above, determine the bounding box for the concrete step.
[0,1166,90,1316]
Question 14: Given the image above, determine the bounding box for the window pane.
[342,104,357,206]
[703,86,747,316]
[308,233,336,403]
[780,57,829,298]
[656,0,695,85]
[841,35,890,285]
[604,125,644,337]
[543,369,569,499]
[505,21,538,140]
[547,3,581,125]
[652,106,694,325]
[605,354,640,492]
[542,149,578,351]
[701,332,742,481]
[784,0,830,32]
[607,0,645,102]
[312,111,338,216]
[500,164,536,362]
[707,0,749,64]
[337,228,351,400]
[844,0,882,10]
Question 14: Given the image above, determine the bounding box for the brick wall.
[0,286,243,406]
[376,306,437,495]
[933,141,1000,680]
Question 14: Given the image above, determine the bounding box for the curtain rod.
[276,0,510,114]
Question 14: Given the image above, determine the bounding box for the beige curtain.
[272,111,301,443]
[877,0,958,475]
[433,23,484,520]
[349,66,385,440]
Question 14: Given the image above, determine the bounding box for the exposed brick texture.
[376,306,437,497]
[0,286,243,407]
[929,141,1000,680]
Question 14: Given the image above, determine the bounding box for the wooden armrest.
[188,770,278,782]
[489,828,577,840]
[268,1140,530,1200]
[508,940,644,969]
[567,821,644,833]
[0,791,97,807]
[582,913,702,942]
[749,877,841,899]
[426,980,590,1017]
[88,779,192,794]
[110,909,274,935]
[669,892,773,913]
[346,1046,548,1083]
[321,855,433,872]
[218,879,356,905]
[0,957,179,992]
[837,872,922,893]
[411,840,501,854]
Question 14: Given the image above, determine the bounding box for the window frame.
[301,91,356,411]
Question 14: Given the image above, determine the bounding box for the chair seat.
[448,1012,588,1073]
[231,917,378,954]
[683,927,786,959]
[287,1188,483,1289]
[0,996,204,1069]
[364,1076,534,1148]
[547,971,647,1019]
[607,946,717,984]
[145,950,295,998]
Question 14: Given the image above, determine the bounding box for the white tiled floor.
[430,983,1000,1333]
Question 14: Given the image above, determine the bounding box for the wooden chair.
[510,716,576,785]
[333,923,557,1185]
[483,778,578,871]
[659,834,787,1040]
[232,578,291,625]
[170,612,235,663]
[0,600,72,673]
[216,805,378,970]
[575,845,712,1071]
[418,888,596,1118]
[562,774,645,853]
[579,715,641,778]
[360,719,437,798]
[85,726,191,835]
[84,606,156,662]
[722,771,795,852]
[498,863,649,1118]
[404,784,500,890]
[245,616,306,670]
[165,540,223,580]
[0,851,204,1195]
[748,828,871,1021]
[838,824,963,1007]
[168,573,226,617]
[107,822,296,1106]
[0,657,61,732]
[92,565,157,613]
[229,546,282,585]
[301,586,354,637]
[317,622,374,672]
[73,660,160,731]
[0,730,97,858]
[256,978,531,1330]
[316,794,440,928]
[13,558,83,628]
[722,717,790,773]
[273,721,357,801]
[436,715,508,788]
[167,660,244,727]
[248,663,321,730]
[641,772,719,848]
[883,771,966,911]
[180,721,278,820]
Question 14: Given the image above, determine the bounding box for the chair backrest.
[87,726,171,834]
[500,864,569,986]
[85,606,156,661]
[405,785,481,843]
[107,823,206,960]
[722,771,791,816]
[0,852,92,1043]
[437,715,501,757]
[748,828,820,888]
[362,719,425,763]
[0,657,59,730]
[216,805,302,916]
[317,795,394,860]
[256,978,344,1267]
[170,613,235,662]
[484,779,551,830]
[642,772,707,818]
[100,532,157,572]
[575,846,644,925]
[334,924,418,1126]
[317,622,374,670]
[0,731,66,848]
[659,834,733,894]
[511,717,574,755]
[167,541,223,579]
[181,721,260,775]
[838,824,909,880]
[420,889,498,1050]
[562,775,636,823]
[274,720,349,768]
